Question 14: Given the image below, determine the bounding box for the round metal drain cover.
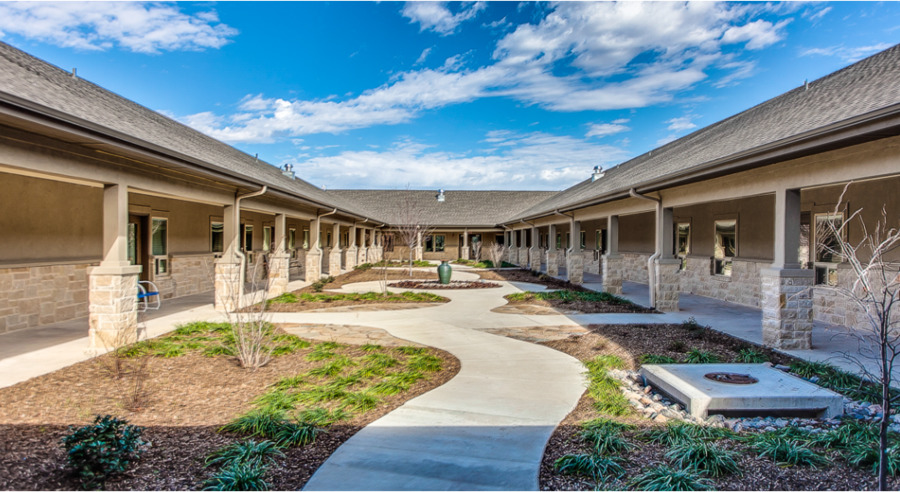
[704,372,758,384]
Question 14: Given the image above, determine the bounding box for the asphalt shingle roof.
[511,42,900,221]
[328,190,558,227]
[0,41,369,218]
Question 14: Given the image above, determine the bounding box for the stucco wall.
[673,195,774,260]
[620,213,654,253]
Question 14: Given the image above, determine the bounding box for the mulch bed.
[0,337,460,490]
[535,325,896,490]
[298,268,438,292]
[503,294,655,314]
[264,295,449,312]
[387,280,501,289]
[477,268,575,289]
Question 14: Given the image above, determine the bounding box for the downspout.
[316,208,338,252]
[629,188,662,308]
[235,186,268,304]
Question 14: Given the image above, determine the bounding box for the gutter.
[314,208,338,252]
[628,189,661,309]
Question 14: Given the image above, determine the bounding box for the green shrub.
[554,454,625,481]
[407,354,442,372]
[628,465,713,491]
[396,346,427,356]
[639,354,678,365]
[202,462,269,491]
[354,263,374,271]
[308,356,356,377]
[341,390,380,412]
[61,415,148,489]
[360,343,383,352]
[748,434,827,468]
[578,424,634,455]
[584,355,630,416]
[267,293,298,305]
[205,440,283,469]
[683,349,721,364]
[220,409,288,438]
[668,340,687,352]
[311,276,335,292]
[681,317,704,331]
[811,420,878,449]
[640,422,732,446]
[843,443,900,475]
[735,348,769,363]
[666,440,741,477]
[273,421,323,447]
[362,353,400,369]
[295,407,350,426]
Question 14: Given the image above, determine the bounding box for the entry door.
[128,215,150,281]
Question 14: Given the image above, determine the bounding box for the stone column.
[546,224,559,276]
[305,217,322,281]
[373,230,384,261]
[762,188,813,349]
[329,223,343,275]
[215,202,240,311]
[567,220,583,284]
[461,230,470,260]
[369,228,378,262]
[414,230,424,261]
[509,229,519,265]
[345,225,358,270]
[267,213,291,296]
[358,229,369,265]
[89,184,142,347]
[602,215,623,295]
[529,226,541,271]
[654,206,680,311]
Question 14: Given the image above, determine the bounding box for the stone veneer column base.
[519,247,529,268]
[267,252,291,296]
[357,248,368,265]
[374,247,384,262]
[654,259,681,312]
[305,251,322,281]
[602,254,623,295]
[89,264,141,348]
[546,251,559,276]
[414,247,424,262]
[214,258,242,312]
[329,249,343,276]
[344,247,358,270]
[761,267,814,350]
[567,251,584,284]
[529,248,541,271]
[460,246,470,260]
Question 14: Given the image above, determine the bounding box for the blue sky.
[1,2,899,191]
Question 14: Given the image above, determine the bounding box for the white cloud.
[666,116,697,132]
[586,119,630,138]
[801,43,893,62]
[415,47,433,64]
[803,6,831,22]
[293,131,630,190]
[401,1,486,36]
[180,2,798,142]
[0,2,237,53]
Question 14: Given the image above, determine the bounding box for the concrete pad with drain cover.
[640,363,844,419]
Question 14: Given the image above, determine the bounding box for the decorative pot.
[437,261,452,284]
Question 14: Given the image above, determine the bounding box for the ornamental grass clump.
[665,440,741,477]
[61,415,148,489]
[640,421,732,447]
[204,440,283,469]
[577,419,635,455]
[746,433,828,468]
[554,454,625,482]
[628,465,713,491]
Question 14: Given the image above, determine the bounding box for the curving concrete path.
[275,267,587,491]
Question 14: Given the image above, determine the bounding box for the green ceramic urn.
[437,260,452,284]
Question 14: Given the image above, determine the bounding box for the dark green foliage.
[273,421,322,447]
[844,444,900,475]
[554,454,625,481]
[788,360,893,404]
[61,415,148,489]
[308,356,356,377]
[735,348,769,363]
[252,391,300,412]
[506,290,634,305]
[293,386,348,404]
[681,317,704,331]
[639,354,678,365]
[205,440,283,469]
[747,433,827,468]
[220,409,288,438]
[362,353,400,369]
[640,422,732,446]
[668,340,687,352]
[683,349,721,364]
[267,293,298,304]
[270,375,307,391]
[270,334,310,356]
[628,465,713,491]
[341,390,380,412]
[578,423,634,455]
[811,420,879,449]
[295,407,350,426]
[202,462,269,491]
[665,440,741,477]
[311,276,335,292]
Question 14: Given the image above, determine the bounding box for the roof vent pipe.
[591,166,605,182]
[436,189,445,202]
[281,163,295,179]
[71,68,77,79]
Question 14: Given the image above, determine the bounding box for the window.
[151,218,168,275]
[289,228,296,249]
[303,230,310,249]
[596,230,607,254]
[242,224,253,251]
[384,233,394,252]
[814,213,844,286]
[713,219,736,276]
[425,234,445,252]
[496,234,504,246]
[566,232,571,249]
[263,226,272,251]
[211,221,224,253]
[127,223,138,265]
[556,233,562,249]
[326,232,332,248]
[675,222,690,270]
[580,231,586,249]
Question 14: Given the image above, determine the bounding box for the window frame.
[425,234,445,252]
[712,218,737,277]
[675,221,691,271]
[813,212,845,286]
[151,217,169,277]
[210,219,224,254]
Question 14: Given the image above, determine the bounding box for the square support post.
[345,225,358,270]
[762,188,813,349]
[89,184,142,347]
[414,230,424,261]
[567,220,583,284]
[358,229,369,265]
[374,230,384,261]
[546,224,559,276]
[654,206,680,312]
[329,222,343,275]
[529,226,541,271]
[215,202,241,311]
[602,215,623,295]
[305,216,322,281]
[267,213,291,296]
[461,230,470,260]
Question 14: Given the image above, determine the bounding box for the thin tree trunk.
[880,315,890,490]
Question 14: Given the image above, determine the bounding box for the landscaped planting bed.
[0,322,459,490]
[387,280,501,289]
[503,290,656,314]
[297,267,439,293]
[452,259,517,268]
[264,291,449,312]
[536,322,899,490]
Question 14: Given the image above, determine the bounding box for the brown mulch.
[0,337,460,490]
[503,295,655,314]
[536,326,896,491]
[264,295,449,312]
[386,280,501,289]
[298,268,438,292]
[477,268,575,289]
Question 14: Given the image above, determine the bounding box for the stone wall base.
[529,248,542,271]
[761,268,814,350]
[0,262,94,333]
[546,250,559,276]
[214,259,242,312]
[602,254,624,295]
[680,256,763,308]
[305,251,322,281]
[567,250,584,284]
[329,248,343,276]
[344,247,358,271]
[88,265,141,348]
[267,252,291,296]
[460,246,470,260]
[654,259,681,312]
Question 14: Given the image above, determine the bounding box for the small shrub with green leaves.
[311,276,335,292]
[205,440,284,469]
[274,421,323,447]
[681,317,704,331]
[639,354,678,365]
[844,443,900,475]
[61,415,148,489]
[810,420,879,449]
[640,422,732,446]
[735,348,769,363]
[578,424,634,455]
[683,348,721,364]
[668,340,687,352]
[628,465,713,491]
[220,409,289,438]
[554,454,625,482]
[295,407,350,426]
[665,440,741,477]
[748,433,827,468]
[202,462,269,491]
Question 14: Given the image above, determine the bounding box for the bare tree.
[486,241,505,270]
[472,239,483,262]
[215,252,275,370]
[392,190,436,276]
[817,183,900,490]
